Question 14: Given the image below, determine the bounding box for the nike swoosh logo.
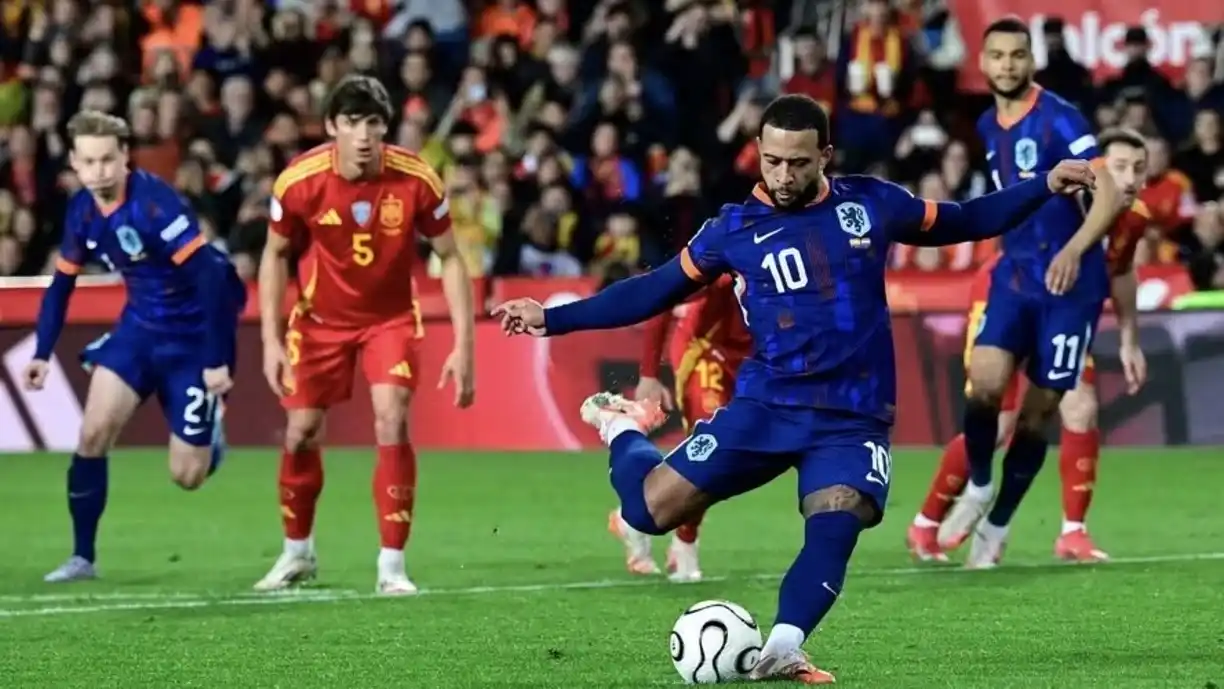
[183,426,206,436]
[821,581,840,597]
[753,228,784,244]
[68,492,94,499]
[1047,371,1073,380]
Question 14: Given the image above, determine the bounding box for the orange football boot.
[1054,529,1110,563]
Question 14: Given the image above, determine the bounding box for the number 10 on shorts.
[864,441,891,486]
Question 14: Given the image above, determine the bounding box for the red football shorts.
[282,314,421,409]
[963,300,1096,414]
[670,338,743,430]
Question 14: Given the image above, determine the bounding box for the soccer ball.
[669,600,763,684]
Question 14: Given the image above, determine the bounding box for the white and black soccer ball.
[669,600,763,684]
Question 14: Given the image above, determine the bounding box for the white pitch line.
[2,551,1220,619]
[0,589,356,604]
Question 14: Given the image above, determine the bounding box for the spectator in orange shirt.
[478,0,536,49]
[1141,134,1197,262]
[140,0,204,82]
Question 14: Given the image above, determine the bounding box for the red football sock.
[374,443,418,550]
[675,509,705,544]
[918,434,970,522]
[1059,428,1100,524]
[279,447,324,540]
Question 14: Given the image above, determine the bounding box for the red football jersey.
[1104,200,1150,276]
[270,143,450,329]
[673,276,752,355]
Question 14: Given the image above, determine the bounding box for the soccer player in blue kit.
[492,94,1097,683]
[938,18,1126,566]
[22,111,246,583]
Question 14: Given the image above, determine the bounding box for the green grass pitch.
[0,447,1221,688]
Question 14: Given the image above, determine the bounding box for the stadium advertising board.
[950,1,1224,92]
[0,270,1215,451]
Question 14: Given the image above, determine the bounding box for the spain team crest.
[351,201,372,227]
[379,195,403,235]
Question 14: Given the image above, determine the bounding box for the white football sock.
[965,481,994,501]
[285,537,312,558]
[979,520,1009,540]
[378,547,405,575]
[1061,520,1085,535]
[762,624,806,658]
[604,417,641,444]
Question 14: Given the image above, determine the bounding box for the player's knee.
[284,417,324,453]
[372,408,409,445]
[1016,396,1060,435]
[799,485,878,525]
[171,464,208,491]
[77,419,121,457]
[965,373,1008,407]
[1059,387,1098,432]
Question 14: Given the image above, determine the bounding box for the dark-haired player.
[910,127,1149,566]
[255,75,476,595]
[936,18,1127,567]
[493,93,1096,683]
[610,275,751,582]
[25,110,245,583]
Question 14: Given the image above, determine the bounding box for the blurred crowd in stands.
[1,0,1223,290]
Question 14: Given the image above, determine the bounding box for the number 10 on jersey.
[762,247,809,293]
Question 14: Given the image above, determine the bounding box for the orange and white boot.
[750,650,836,684]
[906,523,949,563]
[1054,527,1110,563]
[608,509,660,575]
[580,392,666,443]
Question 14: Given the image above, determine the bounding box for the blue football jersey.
[682,178,943,424]
[977,86,1109,302]
[58,170,245,334]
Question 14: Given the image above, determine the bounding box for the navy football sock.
[773,511,862,639]
[608,431,665,535]
[986,429,1048,527]
[962,399,1000,487]
[67,454,109,563]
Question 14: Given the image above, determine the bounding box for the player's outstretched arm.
[542,256,705,336]
[889,161,1096,246]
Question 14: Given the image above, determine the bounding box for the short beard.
[767,179,823,209]
[989,75,1032,102]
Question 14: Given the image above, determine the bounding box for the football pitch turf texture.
[1,447,1220,688]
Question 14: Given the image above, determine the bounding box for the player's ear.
[323,117,338,138]
[819,145,834,170]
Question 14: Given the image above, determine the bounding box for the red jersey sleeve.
[413,170,451,239]
[639,310,674,378]
[270,160,322,241]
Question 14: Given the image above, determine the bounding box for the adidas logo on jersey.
[317,209,343,226]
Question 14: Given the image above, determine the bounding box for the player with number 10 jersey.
[493,94,1097,683]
